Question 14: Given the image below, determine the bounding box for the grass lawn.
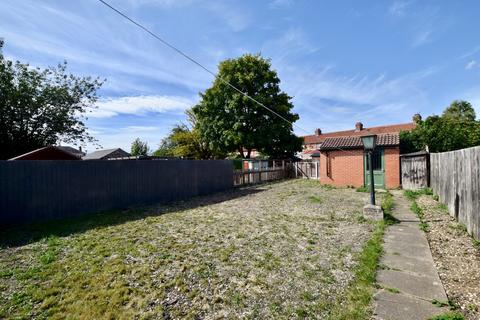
[0,179,380,319]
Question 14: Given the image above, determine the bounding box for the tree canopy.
[192,53,302,158]
[400,100,480,153]
[0,41,103,159]
[130,138,149,156]
[153,110,226,159]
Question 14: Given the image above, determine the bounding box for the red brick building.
[301,122,415,189]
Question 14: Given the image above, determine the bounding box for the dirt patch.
[417,195,480,319]
[0,179,373,319]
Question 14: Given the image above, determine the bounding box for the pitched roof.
[303,122,415,145]
[57,146,85,157]
[82,148,129,160]
[320,133,400,150]
[9,146,81,160]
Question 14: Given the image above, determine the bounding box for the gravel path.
[417,195,480,320]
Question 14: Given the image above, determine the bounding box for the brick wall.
[318,147,401,189]
[384,147,401,188]
[319,149,364,187]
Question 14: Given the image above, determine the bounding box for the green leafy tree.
[130,138,149,156]
[401,100,480,153]
[153,110,225,159]
[192,53,302,158]
[0,41,103,159]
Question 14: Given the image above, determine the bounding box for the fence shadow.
[0,186,264,249]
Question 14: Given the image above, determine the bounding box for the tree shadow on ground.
[0,186,264,249]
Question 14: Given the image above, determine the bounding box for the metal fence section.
[0,159,233,226]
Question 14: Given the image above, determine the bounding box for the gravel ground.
[417,195,480,320]
[0,179,373,319]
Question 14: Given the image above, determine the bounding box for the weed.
[428,311,465,320]
[308,195,322,203]
[384,286,401,294]
[356,186,369,193]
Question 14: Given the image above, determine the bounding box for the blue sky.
[1,0,480,152]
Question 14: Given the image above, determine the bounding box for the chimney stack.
[315,128,322,136]
[355,122,363,132]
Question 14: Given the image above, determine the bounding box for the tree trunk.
[238,147,245,158]
[246,149,251,159]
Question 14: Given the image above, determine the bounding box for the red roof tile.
[320,133,400,150]
[303,122,415,145]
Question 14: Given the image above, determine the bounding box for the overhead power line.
[97,0,310,134]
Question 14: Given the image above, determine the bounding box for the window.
[326,152,332,177]
[365,150,383,171]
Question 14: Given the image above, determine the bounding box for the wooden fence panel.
[401,155,429,190]
[430,146,480,240]
[0,159,233,226]
[294,161,319,179]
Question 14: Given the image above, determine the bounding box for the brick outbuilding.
[301,122,415,189]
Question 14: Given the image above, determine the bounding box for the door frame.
[363,149,385,188]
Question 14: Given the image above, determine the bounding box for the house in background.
[300,121,416,189]
[9,146,82,160]
[82,148,131,160]
[56,146,85,158]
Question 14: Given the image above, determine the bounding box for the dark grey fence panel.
[0,160,233,226]
[430,146,480,240]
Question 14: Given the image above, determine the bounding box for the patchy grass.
[327,192,392,319]
[356,186,369,193]
[429,311,465,320]
[407,192,429,232]
[0,179,374,319]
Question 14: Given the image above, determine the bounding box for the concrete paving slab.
[382,252,438,275]
[374,191,448,320]
[374,291,448,320]
[377,269,447,301]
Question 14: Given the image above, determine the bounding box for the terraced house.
[301,121,416,189]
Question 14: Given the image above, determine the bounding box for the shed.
[82,148,131,160]
[400,151,430,190]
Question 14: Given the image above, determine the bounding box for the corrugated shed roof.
[319,133,400,150]
[303,122,415,145]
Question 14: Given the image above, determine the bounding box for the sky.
[1,0,480,153]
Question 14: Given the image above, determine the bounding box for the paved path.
[373,190,448,320]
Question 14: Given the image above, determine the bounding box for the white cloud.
[90,95,195,118]
[84,125,170,153]
[389,1,411,16]
[465,60,477,70]
[270,0,294,9]
[412,29,432,47]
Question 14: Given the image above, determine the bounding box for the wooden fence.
[430,146,480,240]
[401,152,429,190]
[233,161,293,186]
[0,159,233,226]
[294,161,319,179]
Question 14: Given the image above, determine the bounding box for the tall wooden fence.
[0,159,233,226]
[430,146,480,240]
